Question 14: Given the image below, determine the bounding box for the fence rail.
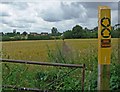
[2,85,47,92]
[1,59,84,68]
[1,58,85,92]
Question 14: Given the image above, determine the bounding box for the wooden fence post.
[82,64,85,92]
[98,6,111,91]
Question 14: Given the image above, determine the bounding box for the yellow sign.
[98,6,111,64]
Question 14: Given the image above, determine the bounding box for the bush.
[28,35,51,40]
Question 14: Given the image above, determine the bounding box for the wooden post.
[81,64,85,92]
[0,36,2,92]
[98,6,111,91]
[0,62,1,92]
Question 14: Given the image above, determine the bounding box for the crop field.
[2,39,118,61]
[1,38,119,91]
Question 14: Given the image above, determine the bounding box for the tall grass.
[2,39,120,91]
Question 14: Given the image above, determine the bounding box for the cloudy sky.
[0,0,119,33]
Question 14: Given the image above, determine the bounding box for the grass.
[2,40,62,61]
[1,38,119,91]
[2,38,118,62]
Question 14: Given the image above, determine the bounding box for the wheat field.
[2,38,118,62]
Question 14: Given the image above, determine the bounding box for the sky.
[0,0,119,33]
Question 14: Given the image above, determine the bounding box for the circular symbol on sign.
[101,28,111,38]
[101,17,111,27]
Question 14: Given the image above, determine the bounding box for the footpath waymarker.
[98,6,111,90]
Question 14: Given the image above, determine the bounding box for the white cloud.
[37,2,87,22]
[0,1,118,33]
[111,10,118,25]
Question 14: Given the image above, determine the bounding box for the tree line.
[63,24,120,39]
[1,24,119,41]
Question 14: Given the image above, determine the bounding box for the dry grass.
[2,38,118,62]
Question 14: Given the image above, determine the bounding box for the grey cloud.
[0,18,11,24]
[38,2,118,22]
[16,18,36,23]
[32,27,50,33]
[9,23,31,28]
[61,2,86,20]
[87,9,97,18]
[0,11,11,17]
[38,2,87,22]
[0,2,13,4]
[43,18,61,22]
[0,18,31,28]
[82,2,118,10]
[13,2,29,10]
[39,8,63,22]
[78,2,118,18]
[2,2,29,10]
[0,27,12,33]
[80,2,118,19]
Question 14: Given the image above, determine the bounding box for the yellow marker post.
[98,6,111,90]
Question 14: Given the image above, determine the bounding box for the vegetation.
[27,35,51,40]
[63,25,98,39]
[1,24,119,41]
[2,38,120,91]
[51,27,62,36]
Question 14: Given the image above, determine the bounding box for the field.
[1,38,119,91]
[2,39,118,61]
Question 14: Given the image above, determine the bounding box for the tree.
[92,26,98,38]
[6,33,15,37]
[111,28,120,38]
[92,26,98,32]
[72,25,84,38]
[22,31,28,36]
[51,27,58,36]
[17,32,20,35]
[63,30,73,39]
